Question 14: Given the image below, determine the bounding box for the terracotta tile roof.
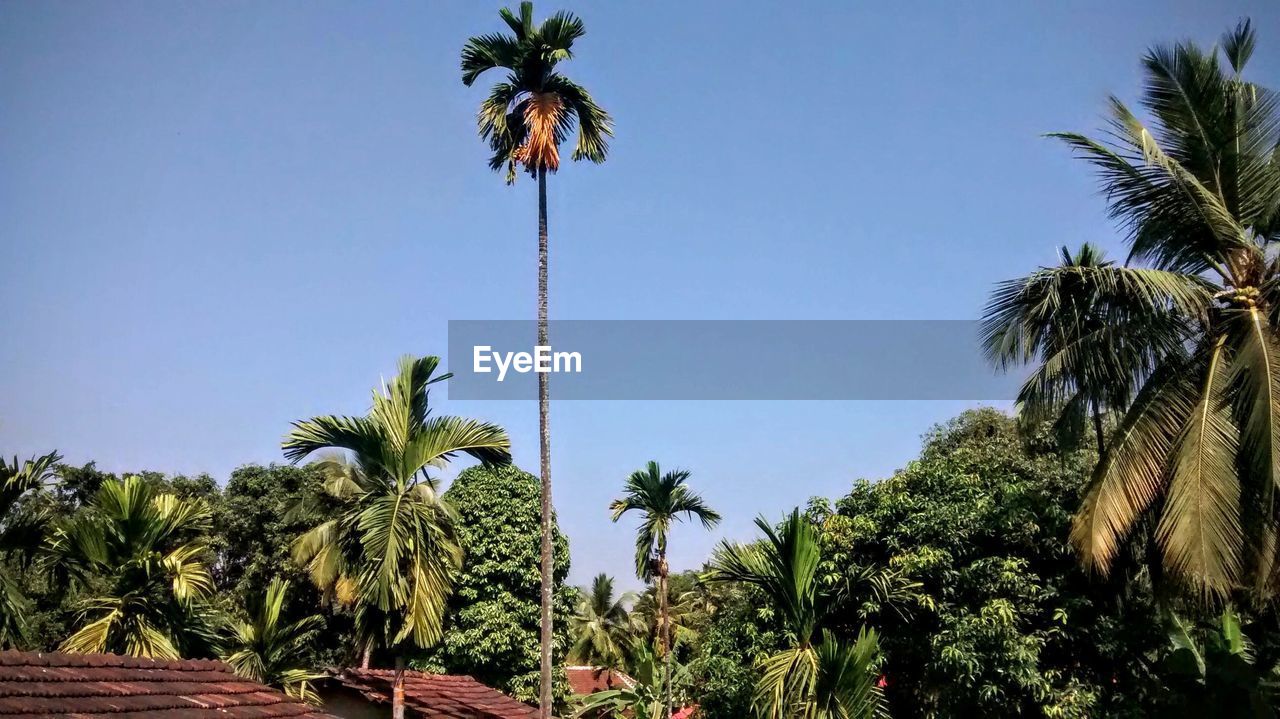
[564,666,636,696]
[0,650,335,719]
[334,668,541,719]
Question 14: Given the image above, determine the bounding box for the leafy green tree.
[1043,19,1280,597]
[283,355,511,719]
[982,242,1204,453]
[611,461,720,719]
[0,451,60,647]
[461,5,613,714]
[224,578,325,703]
[710,510,888,719]
[50,475,218,658]
[684,580,781,719]
[421,463,573,705]
[570,574,638,670]
[828,409,1166,717]
[216,463,353,668]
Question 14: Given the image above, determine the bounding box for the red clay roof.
[565,666,636,696]
[0,650,335,718]
[335,668,540,719]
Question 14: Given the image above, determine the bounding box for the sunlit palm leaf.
[1160,335,1241,595]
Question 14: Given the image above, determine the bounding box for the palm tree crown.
[284,355,511,654]
[50,475,216,659]
[1053,20,1280,597]
[461,0,612,182]
[709,510,887,719]
[982,243,1210,453]
[225,578,325,703]
[610,462,721,582]
[570,573,637,669]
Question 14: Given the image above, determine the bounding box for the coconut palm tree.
[1047,20,1280,598]
[225,578,325,703]
[709,510,887,719]
[610,462,719,719]
[981,243,1210,453]
[50,475,217,659]
[461,7,612,714]
[0,451,59,648]
[284,355,510,719]
[570,573,638,669]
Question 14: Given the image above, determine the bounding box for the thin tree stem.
[1091,399,1106,456]
[661,559,673,719]
[537,166,555,719]
[392,655,406,719]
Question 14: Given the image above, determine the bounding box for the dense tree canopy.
[421,464,573,704]
[823,409,1165,718]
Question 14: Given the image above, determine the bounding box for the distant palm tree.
[710,510,887,719]
[570,573,637,669]
[610,462,719,719]
[461,6,612,714]
[1047,20,1280,598]
[284,355,510,719]
[982,243,1209,453]
[51,475,216,659]
[225,578,325,703]
[0,451,59,648]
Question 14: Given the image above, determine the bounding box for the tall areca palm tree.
[225,578,325,703]
[461,7,612,714]
[610,462,719,719]
[982,243,1210,453]
[570,573,638,669]
[1049,20,1280,598]
[284,355,510,719]
[0,451,59,648]
[709,510,887,719]
[50,475,217,659]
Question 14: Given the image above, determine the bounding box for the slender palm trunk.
[537,166,555,719]
[360,642,371,670]
[1090,399,1105,456]
[659,553,672,719]
[393,655,406,719]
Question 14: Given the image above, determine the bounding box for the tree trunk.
[659,553,673,719]
[1091,399,1106,456]
[361,642,371,670]
[392,655,406,719]
[536,166,555,719]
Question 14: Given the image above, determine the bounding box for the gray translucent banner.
[446,320,1024,400]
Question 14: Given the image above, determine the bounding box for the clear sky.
[3,1,1278,590]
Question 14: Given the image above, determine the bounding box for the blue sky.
[3,1,1278,589]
